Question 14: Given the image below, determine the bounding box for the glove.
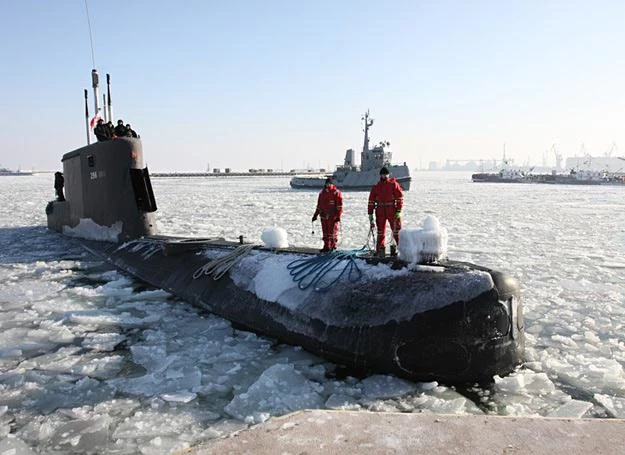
[395,211,402,219]
[312,215,318,222]
[336,217,341,223]
[369,214,375,228]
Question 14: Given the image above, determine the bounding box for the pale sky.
[1,0,623,172]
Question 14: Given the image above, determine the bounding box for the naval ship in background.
[289,111,411,191]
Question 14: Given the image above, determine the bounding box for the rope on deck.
[192,244,256,280]
[286,247,368,291]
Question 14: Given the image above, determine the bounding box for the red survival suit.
[313,183,343,251]
[368,176,404,251]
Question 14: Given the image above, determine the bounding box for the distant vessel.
[0,167,33,176]
[471,152,528,183]
[472,165,625,186]
[542,169,625,185]
[472,148,625,185]
[290,111,411,191]
[471,168,527,183]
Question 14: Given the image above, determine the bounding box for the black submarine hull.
[81,237,524,383]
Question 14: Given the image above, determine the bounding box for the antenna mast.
[92,69,101,120]
[84,0,96,69]
[106,73,113,122]
[362,110,373,154]
[84,89,90,145]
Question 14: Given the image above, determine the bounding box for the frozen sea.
[1,171,625,454]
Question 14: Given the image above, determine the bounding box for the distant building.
[565,156,625,173]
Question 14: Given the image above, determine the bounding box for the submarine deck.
[140,234,401,265]
[186,409,625,455]
[139,234,451,269]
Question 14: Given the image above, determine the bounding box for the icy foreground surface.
[1,173,625,453]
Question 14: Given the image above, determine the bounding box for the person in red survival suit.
[368,166,404,257]
[312,177,343,252]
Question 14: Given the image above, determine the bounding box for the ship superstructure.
[290,111,411,190]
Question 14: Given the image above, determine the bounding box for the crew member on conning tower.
[368,166,403,257]
[114,120,128,138]
[94,119,111,142]
[312,177,343,252]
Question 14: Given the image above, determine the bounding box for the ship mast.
[362,110,373,154]
[91,69,102,121]
[106,73,114,122]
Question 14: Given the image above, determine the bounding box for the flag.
[90,113,102,129]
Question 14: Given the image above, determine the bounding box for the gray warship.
[290,111,411,191]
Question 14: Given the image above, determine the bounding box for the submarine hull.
[82,237,524,383]
[46,137,524,383]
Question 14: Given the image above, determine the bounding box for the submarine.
[45,71,525,383]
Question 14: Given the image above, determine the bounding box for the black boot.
[376,246,385,258]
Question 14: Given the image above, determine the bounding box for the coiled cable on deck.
[286,247,367,291]
[193,244,256,280]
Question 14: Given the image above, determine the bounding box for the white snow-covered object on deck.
[261,227,289,249]
[399,215,448,264]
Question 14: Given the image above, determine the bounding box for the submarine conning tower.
[46,137,157,241]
